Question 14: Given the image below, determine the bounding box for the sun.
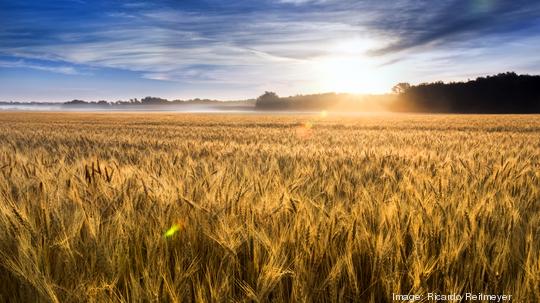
[315,56,391,94]
[313,40,394,94]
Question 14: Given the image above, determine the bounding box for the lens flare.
[164,221,184,238]
[296,121,314,139]
[320,110,328,118]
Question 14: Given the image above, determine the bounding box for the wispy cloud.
[0,3,370,85]
[0,59,82,75]
[0,0,539,100]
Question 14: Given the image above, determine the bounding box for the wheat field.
[0,112,539,302]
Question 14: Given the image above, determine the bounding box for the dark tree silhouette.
[393,72,540,113]
[256,91,286,109]
[141,96,169,105]
[254,92,395,111]
[392,83,411,94]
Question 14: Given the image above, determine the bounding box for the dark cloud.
[363,0,540,54]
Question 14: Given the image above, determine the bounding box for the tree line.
[392,72,540,113]
[255,72,540,113]
[255,91,394,112]
[63,97,245,107]
[4,72,539,113]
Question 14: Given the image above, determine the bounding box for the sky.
[1,0,539,102]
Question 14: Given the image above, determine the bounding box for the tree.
[256,91,284,109]
[141,96,169,105]
[392,82,411,94]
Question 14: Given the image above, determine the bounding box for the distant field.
[0,112,539,302]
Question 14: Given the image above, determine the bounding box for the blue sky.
[1,0,539,101]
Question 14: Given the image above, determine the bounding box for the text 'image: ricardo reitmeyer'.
[392,292,512,302]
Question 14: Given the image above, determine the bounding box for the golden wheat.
[0,112,539,302]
